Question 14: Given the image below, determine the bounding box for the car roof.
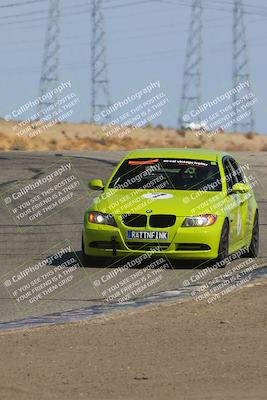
[125,148,231,162]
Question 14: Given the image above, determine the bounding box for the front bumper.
[83,216,224,260]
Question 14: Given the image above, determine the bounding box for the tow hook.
[111,235,117,256]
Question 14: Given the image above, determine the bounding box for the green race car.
[82,148,259,263]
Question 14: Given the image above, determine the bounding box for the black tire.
[247,212,259,258]
[81,234,92,266]
[216,220,229,266]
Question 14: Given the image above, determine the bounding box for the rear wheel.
[216,220,229,266]
[247,212,259,258]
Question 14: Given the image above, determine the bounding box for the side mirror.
[232,182,250,194]
[89,179,104,190]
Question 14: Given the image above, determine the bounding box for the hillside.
[0,119,266,152]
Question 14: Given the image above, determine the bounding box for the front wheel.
[81,234,93,266]
[247,212,259,258]
[216,220,229,266]
[81,235,106,267]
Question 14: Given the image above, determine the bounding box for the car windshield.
[108,158,222,191]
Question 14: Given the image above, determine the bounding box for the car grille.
[122,214,147,227]
[149,214,176,228]
[126,242,170,251]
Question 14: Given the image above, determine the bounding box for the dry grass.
[0,118,267,152]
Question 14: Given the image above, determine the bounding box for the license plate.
[127,230,169,240]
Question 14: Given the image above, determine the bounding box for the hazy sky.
[0,0,266,133]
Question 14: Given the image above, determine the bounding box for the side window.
[229,158,245,183]
[223,159,236,191]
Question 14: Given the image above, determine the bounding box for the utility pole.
[91,0,111,123]
[179,0,202,128]
[37,0,61,118]
[233,0,255,132]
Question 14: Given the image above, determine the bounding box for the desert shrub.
[11,137,28,150]
[176,129,186,137]
[245,132,258,140]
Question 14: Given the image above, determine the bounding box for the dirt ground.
[1,118,267,152]
[0,280,266,400]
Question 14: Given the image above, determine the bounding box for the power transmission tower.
[233,0,255,132]
[179,0,202,128]
[37,0,60,118]
[91,0,111,123]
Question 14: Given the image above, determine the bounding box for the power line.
[103,0,154,9]
[1,0,267,29]
[157,0,267,17]
[0,1,161,28]
[0,0,47,8]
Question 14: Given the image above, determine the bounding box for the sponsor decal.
[128,159,159,165]
[162,159,209,167]
[142,192,173,199]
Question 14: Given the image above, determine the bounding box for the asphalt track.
[0,150,266,324]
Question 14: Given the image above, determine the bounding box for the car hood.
[92,189,226,216]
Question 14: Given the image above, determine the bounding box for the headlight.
[182,214,217,227]
[88,211,117,227]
